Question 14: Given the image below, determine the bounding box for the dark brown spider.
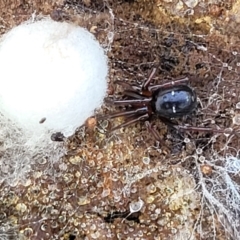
[102,68,233,138]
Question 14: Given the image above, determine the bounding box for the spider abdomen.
[153,85,197,118]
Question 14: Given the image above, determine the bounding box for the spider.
[102,68,232,138]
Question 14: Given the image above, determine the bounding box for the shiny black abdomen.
[153,85,197,118]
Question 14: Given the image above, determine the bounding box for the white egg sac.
[0,18,108,138]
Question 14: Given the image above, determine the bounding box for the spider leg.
[148,77,189,91]
[105,98,151,106]
[145,121,162,141]
[123,90,147,99]
[145,121,170,149]
[98,107,149,120]
[173,125,231,134]
[115,80,142,91]
[142,68,157,90]
[111,113,149,131]
[157,116,230,135]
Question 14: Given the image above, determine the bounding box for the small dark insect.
[101,210,140,223]
[51,132,65,142]
[102,68,232,137]
[39,117,46,124]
